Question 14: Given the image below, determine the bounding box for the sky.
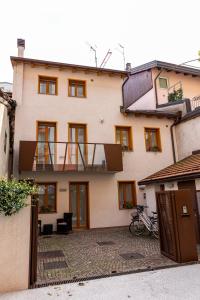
[1,0,200,82]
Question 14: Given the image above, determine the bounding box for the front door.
[37,122,56,164]
[69,182,89,229]
[68,124,87,165]
[178,180,200,243]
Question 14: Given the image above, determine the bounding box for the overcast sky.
[1,0,200,82]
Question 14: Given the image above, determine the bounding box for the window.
[116,126,132,151]
[38,76,57,95]
[159,77,168,89]
[68,79,86,97]
[145,128,161,152]
[4,131,7,154]
[37,183,56,213]
[118,181,136,209]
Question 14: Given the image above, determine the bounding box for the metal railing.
[190,96,200,111]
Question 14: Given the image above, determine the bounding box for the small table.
[43,224,53,235]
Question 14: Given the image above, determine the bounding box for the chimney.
[17,38,25,57]
[126,62,131,71]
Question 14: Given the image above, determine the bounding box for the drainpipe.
[170,112,181,163]
[154,69,163,107]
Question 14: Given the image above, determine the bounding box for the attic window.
[159,77,168,89]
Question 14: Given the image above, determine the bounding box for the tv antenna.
[100,49,112,68]
[116,43,126,70]
[86,42,98,67]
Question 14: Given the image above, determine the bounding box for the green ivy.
[0,179,37,216]
[168,88,183,102]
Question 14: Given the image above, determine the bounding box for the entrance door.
[68,124,87,165]
[178,180,200,243]
[37,122,56,164]
[69,182,89,228]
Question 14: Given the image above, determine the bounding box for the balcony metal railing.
[19,141,123,173]
[190,96,200,111]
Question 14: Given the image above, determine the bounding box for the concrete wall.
[175,117,200,160]
[13,62,174,229]
[0,102,10,178]
[0,197,31,293]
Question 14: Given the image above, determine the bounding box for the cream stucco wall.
[0,102,10,178]
[152,69,200,106]
[175,117,200,160]
[13,62,174,228]
[0,197,31,293]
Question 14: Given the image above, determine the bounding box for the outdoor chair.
[57,212,73,234]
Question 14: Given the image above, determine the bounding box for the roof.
[138,152,200,185]
[10,56,128,76]
[121,107,179,119]
[131,60,200,77]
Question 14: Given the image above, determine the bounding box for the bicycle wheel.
[152,230,159,239]
[129,220,146,236]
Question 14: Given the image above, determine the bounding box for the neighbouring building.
[0,88,15,178]
[12,39,179,230]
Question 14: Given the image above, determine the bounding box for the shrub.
[0,179,37,216]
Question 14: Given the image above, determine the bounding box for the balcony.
[19,141,123,173]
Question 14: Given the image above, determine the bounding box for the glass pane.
[77,85,84,97]
[119,184,124,209]
[126,184,133,204]
[150,131,157,148]
[49,82,56,95]
[40,82,47,94]
[38,185,45,212]
[80,185,86,226]
[69,84,76,96]
[116,129,121,144]
[48,127,55,163]
[47,184,56,212]
[122,130,129,149]
[70,185,77,226]
[159,78,168,89]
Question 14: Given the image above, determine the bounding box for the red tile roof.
[138,152,200,185]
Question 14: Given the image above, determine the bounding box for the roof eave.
[10,56,129,76]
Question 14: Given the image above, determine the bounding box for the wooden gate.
[29,197,38,287]
[156,190,198,263]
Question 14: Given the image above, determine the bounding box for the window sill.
[119,207,134,210]
[68,95,87,99]
[38,93,57,96]
[39,211,57,214]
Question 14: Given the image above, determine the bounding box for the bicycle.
[129,205,159,239]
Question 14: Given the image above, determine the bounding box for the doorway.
[178,180,200,243]
[68,124,87,165]
[69,182,89,229]
[37,122,56,164]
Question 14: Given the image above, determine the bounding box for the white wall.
[0,197,31,293]
[0,102,10,178]
[175,117,200,160]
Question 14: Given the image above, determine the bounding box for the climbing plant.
[168,88,183,102]
[0,179,37,216]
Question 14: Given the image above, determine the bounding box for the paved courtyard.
[37,227,177,285]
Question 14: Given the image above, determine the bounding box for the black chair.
[43,224,53,235]
[64,213,73,231]
[57,213,73,234]
[38,220,42,235]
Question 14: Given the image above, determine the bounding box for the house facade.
[12,40,177,230]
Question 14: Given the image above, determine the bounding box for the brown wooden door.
[69,182,89,229]
[178,180,200,243]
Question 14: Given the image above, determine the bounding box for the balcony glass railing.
[19,141,123,173]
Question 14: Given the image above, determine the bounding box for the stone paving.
[37,227,178,285]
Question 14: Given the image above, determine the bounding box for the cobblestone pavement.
[37,227,180,284]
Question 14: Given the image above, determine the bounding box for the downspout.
[170,112,181,163]
[154,69,163,107]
